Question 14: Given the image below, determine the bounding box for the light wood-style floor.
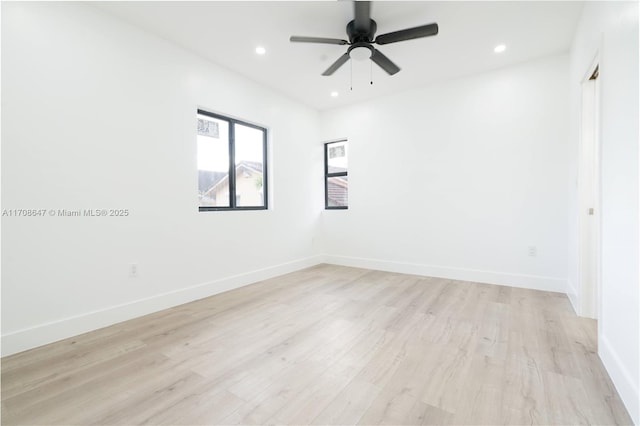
[1,264,632,425]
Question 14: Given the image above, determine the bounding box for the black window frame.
[198,109,268,212]
[324,140,348,210]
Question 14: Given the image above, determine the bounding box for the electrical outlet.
[528,246,537,257]
[129,263,138,278]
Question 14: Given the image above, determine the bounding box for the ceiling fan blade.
[353,1,371,33]
[371,48,400,75]
[290,36,349,45]
[322,53,351,76]
[375,23,439,45]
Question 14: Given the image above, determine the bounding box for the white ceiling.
[94,1,584,110]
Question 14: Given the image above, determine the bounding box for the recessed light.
[255,46,266,55]
[494,44,506,53]
[330,91,339,97]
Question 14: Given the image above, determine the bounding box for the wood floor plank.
[310,379,383,425]
[451,354,506,425]
[502,331,549,424]
[359,387,454,426]
[148,389,247,425]
[264,372,352,425]
[1,264,633,425]
[543,370,594,425]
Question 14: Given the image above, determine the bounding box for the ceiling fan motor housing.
[347,19,377,43]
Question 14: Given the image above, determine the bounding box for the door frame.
[577,54,601,320]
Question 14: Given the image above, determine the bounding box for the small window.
[197,110,268,211]
[325,140,348,209]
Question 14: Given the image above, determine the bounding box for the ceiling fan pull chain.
[370,60,373,85]
[350,60,353,91]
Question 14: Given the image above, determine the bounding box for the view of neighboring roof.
[199,161,263,195]
[198,170,227,193]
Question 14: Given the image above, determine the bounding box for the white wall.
[568,2,639,423]
[320,54,570,293]
[1,2,323,356]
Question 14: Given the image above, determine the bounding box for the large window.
[324,140,348,209]
[197,110,268,211]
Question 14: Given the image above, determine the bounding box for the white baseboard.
[567,279,580,315]
[1,255,324,357]
[599,334,640,425]
[324,255,567,293]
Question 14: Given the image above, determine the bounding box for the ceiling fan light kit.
[349,45,373,61]
[290,1,438,77]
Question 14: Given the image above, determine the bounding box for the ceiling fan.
[290,1,438,76]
